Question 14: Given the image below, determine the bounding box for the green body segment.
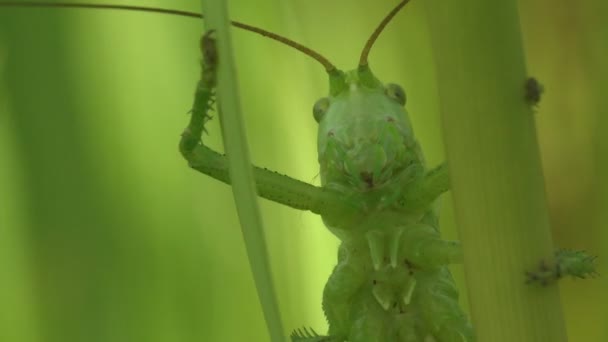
[314,65,473,342]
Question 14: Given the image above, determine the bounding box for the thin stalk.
[199,1,284,341]
[582,0,608,339]
[424,0,567,340]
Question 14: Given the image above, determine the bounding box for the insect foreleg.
[184,146,359,217]
[180,33,361,223]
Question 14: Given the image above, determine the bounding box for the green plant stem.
[424,0,567,340]
[199,1,284,341]
[582,1,608,339]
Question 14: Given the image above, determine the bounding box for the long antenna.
[359,0,410,67]
[0,1,337,72]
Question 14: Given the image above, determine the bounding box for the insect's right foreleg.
[180,32,360,222]
[183,144,359,220]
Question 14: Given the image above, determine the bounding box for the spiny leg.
[526,249,597,286]
[290,327,334,342]
[179,31,361,224]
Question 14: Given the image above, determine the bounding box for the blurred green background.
[0,0,605,341]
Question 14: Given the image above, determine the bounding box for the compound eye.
[385,83,406,106]
[313,97,330,123]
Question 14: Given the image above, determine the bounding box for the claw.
[366,230,385,271]
[372,282,392,311]
[402,278,416,305]
[290,327,332,342]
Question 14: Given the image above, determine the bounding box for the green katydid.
[0,1,597,341]
[186,3,472,340]
[185,2,597,341]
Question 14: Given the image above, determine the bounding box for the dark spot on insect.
[392,302,398,309]
[524,77,544,107]
[386,116,395,122]
[372,279,377,285]
[327,130,335,137]
[360,171,374,188]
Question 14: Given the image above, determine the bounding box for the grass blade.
[199,1,285,341]
[425,0,567,340]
